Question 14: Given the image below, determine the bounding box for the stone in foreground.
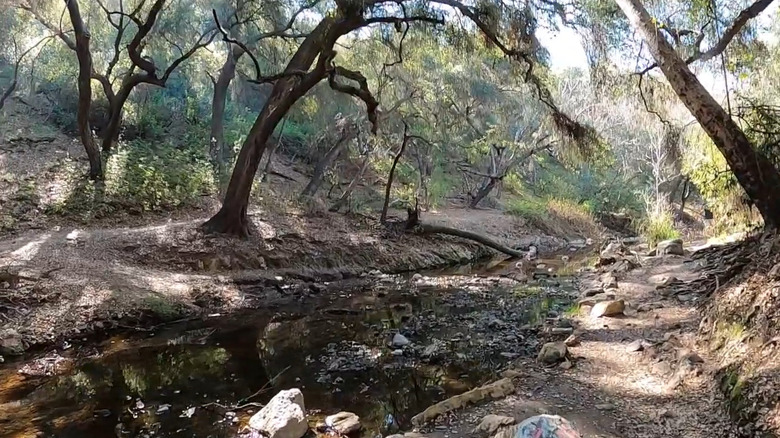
[590,300,625,318]
[492,414,581,438]
[325,411,361,435]
[537,342,568,364]
[657,238,684,256]
[249,389,307,438]
[473,414,515,435]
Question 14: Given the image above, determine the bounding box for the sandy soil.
[419,247,738,438]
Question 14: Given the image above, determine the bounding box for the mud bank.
[0,208,577,356]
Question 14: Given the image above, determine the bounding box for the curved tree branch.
[637,0,775,74]
[328,66,380,134]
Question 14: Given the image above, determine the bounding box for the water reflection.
[0,267,575,438]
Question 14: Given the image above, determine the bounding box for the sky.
[535,3,780,95]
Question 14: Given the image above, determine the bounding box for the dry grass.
[507,197,601,239]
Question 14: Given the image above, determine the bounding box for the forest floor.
[416,236,780,438]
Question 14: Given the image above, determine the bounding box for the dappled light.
[3,0,780,437]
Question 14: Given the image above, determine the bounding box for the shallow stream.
[0,257,579,438]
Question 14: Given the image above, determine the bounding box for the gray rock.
[326,411,361,435]
[677,294,696,303]
[0,329,24,356]
[626,339,646,352]
[550,327,574,335]
[473,414,515,435]
[600,272,618,290]
[590,300,625,318]
[249,389,307,438]
[392,333,410,347]
[392,349,403,356]
[537,342,568,364]
[581,286,604,297]
[657,239,684,256]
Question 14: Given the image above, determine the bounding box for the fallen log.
[415,223,526,258]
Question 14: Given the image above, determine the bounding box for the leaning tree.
[614,0,780,228]
[203,0,599,236]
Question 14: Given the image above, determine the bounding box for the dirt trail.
[423,248,736,438]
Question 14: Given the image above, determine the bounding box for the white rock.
[473,414,515,435]
[326,411,361,434]
[249,389,308,438]
[590,300,625,318]
[392,333,410,347]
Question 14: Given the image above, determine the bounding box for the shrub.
[640,209,680,247]
[104,141,215,211]
[47,141,215,217]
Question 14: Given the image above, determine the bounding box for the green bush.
[640,209,680,247]
[104,141,215,211]
[506,197,547,221]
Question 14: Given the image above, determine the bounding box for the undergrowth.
[506,196,598,238]
[640,209,680,247]
[46,140,214,217]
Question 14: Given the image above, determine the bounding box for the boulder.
[492,415,581,438]
[392,333,411,347]
[473,414,516,435]
[249,389,308,438]
[580,285,604,297]
[537,342,568,364]
[0,329,24,356]
[326,411,361,435]
[590,300,625,318]
[657,239,684,256]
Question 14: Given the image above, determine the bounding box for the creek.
[0,256,580,438]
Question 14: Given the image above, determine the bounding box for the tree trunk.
[301,134,350,197]
[329,154,371,212]
[381,127,409,223]
[66,0,102,180]
[616,0,780,229]
[0,79,17,111]
[261,117,287,183]
[203,17,339,236]
[416,223,526,258]
[101,89,131,152]
[210,46,242,190]
[469,178,499,208]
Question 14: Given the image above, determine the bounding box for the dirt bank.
[0,203,580,355]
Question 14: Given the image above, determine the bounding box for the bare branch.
[18,3,76,50]
[637,0,773,73]
[328,66,380,134]
[127,0,166,76]
[213,9,262,80]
